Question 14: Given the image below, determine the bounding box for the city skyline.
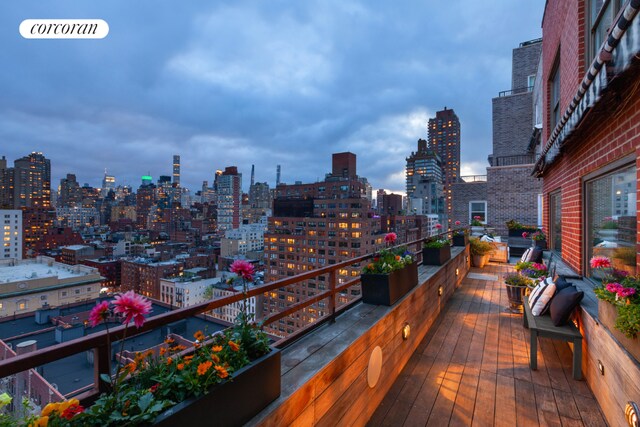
[1,1,543,194]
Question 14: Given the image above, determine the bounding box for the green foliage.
[423,239,450,249]
[504,273,533,287]
[615,303,640,338]
[362,247,414,274]
[601,220,618,229]
[505,219,523,230]
[469,238,493,256]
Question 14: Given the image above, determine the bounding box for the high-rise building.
[136,176,156,229]
[0,210,22,260]
[428,108,460,222]
[406,139,445,217]
[216,167,242,232]
[58,174,82,207]
[173,155,180,186]
[13,152,51,209]
[379,193,403,215]
[263,152,381,336]
[101,171,115,198]
[21,207,55,258]
[0,156,14,209]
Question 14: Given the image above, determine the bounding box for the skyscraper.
[58,174,82,207]
[13,152,51,209]
[0,156,14,209]
[101,171,115,198]
[173,155,180,186]
[406,139,444,217]
[216,167,242,232]
[136,176,156,229]
[428,108,460,222]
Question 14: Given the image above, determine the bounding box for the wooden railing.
[0,230,460,403]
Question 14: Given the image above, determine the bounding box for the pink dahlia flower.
[605,282,623,293]
[384,232,397,244]
[590,256,612,269]
[435,223,442,230]
[113,291,152,328]
[522,232,529,239]
[454,220,461,226]
[89,301,110,327]
[618,287,636,298]
[230,260,255,282]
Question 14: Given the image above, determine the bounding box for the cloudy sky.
[0,1,543,195]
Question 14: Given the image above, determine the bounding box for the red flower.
[230,260,255,282]
[149,383,160,393]
[113,291,152,328]
[89,301,110,327]
[61,403,84,420]
[590,256,612,269]
[384,232,397,244]
[435,223,442,229]
[454,221,461,226]
[522,232,529,239]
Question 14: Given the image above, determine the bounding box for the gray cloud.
[0,0,543,193]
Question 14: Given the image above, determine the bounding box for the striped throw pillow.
[528,277,557,316]
[520,248,532,263]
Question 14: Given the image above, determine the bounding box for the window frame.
[586,0,623,67]
[549,53,561,131]
[582,154,636,281]
[548,190,562,255]
[469,200,487,224]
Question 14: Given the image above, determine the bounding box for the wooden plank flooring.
[368,263,607,427]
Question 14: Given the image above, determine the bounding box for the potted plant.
[597,217,619,240]
[452,220,469,247]
[29,261,281,426]
[592,256,640,363]
[469,237,493,268]
[361,233,417,306]
[514,261,548,279]
[504,272,534,312]
[470,216,484,236]
[506,220,538,237]
[422,238,451,266]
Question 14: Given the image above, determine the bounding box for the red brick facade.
[540,2,640,275]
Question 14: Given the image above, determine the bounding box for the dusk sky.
[1,1,543,195]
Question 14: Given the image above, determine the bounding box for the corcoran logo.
[19,19,109,39]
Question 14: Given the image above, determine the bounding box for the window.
[527,74,536,91]
[549,191,562,254]
[585,163,636,279]
[587,0,622,66]
[549,55,561,130]
[469,201,487,223]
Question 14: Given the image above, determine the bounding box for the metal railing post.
[94,342,111,393]
[328,270,337,323]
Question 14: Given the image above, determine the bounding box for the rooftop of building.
[0,299,226,395]
[0,258,98,283]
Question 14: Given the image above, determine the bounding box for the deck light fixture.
[402,323,410,340]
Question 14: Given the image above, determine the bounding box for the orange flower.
[41,402,58,417]
[211,345,222,352]
[177,363,185,371]
[36,416,49,427]
[164,337,175,344]
[367,263,374,270]
[194,330,205,341]
[197,360,213,376]
[228,341,240,352]
[395,255,401,261]
[211,354,220,363]
[126,362,137,373]
[214,365,229,379]
[159,347,167,356]
[184,355,194,361]
[170,345,186,353]
[166,357,173,365]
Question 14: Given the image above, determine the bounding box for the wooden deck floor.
[368,263,607,427]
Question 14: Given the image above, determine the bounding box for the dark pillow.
[527,248,543,264]
[549,286,584,326]
[554,276,573,291]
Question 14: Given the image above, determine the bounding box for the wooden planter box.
[422,245,451,266]
[452,234,468,247]
[598,301,640,363]
[154,348,281,426]
[361,262,418,306]
[508,227,537,237]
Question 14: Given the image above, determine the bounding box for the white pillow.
[520,248,532,263]
[528,277,556,316]
[480,234,495,242]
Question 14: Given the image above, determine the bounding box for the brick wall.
[542,0,585,142]
[492,93,534,157]
[451,181,487,226]
[487,166,542,237]
[512,41,542,90]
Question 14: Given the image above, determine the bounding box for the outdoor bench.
[523,295,583,380]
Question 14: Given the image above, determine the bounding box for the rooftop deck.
[369,263,607,427]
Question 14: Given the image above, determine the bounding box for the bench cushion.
[529,278,556,316]
[550,286,584,326]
